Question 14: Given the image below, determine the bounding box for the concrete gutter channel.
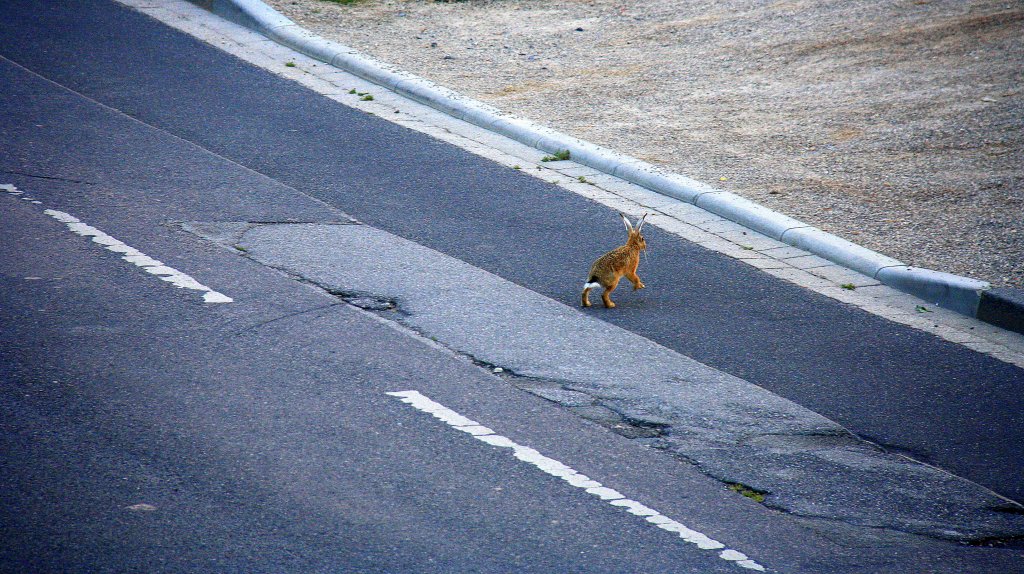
[183,219,1024,543]
[188,0,1024,334]
[176,0,1024,542]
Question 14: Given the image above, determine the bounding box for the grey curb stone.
[694,191,808,239]
[876,266,991,318]
[780,226,904,278]
[187,0,1024,331]
[978,288,1024,335]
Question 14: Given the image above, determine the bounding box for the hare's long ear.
[636,213,648,232]
[620,212,633,232]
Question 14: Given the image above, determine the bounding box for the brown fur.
[582,215,647,308]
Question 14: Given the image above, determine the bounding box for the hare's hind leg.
[582,276,603,308]
[601,278,620,308]
[581,274,602,306]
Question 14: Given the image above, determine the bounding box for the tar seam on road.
[387,389,768,572]
[1,183,232,303]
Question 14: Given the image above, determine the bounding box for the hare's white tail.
[583,281,601,290]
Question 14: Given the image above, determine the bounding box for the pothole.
[727,482,769,504]
[326,288,400,312]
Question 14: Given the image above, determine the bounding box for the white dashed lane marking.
[387,389,768,572]
[3,183,233,303]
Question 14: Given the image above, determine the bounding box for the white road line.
[386,389,768,572]
[2,183,232,303]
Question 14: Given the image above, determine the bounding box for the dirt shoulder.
[268,0,1023,287]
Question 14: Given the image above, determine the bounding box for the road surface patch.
[387,389,767,572]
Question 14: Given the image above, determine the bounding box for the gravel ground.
[268,0,1023,287]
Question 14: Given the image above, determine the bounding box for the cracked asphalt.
[1,0,1023,571]
[212,220,1023,541]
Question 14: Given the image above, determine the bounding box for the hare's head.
[621,213,648,251]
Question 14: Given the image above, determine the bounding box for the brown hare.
[582,213,648,308]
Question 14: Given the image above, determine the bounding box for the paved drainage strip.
[183,0,1024,336]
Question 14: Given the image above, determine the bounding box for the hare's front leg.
[626,270,645,291]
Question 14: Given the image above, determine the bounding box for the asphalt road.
[0,33,776,572]
[0,202,761,573]
[2,0,1023,572]
[5,0,1018,500]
